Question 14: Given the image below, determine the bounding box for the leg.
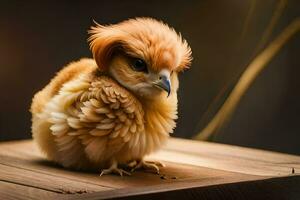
[131,159,165,174]
[100,160,131,176]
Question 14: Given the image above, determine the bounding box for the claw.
[147,160,165,167]
[100,168,131,176]
[99,160,131,176]
[131,160,165,174]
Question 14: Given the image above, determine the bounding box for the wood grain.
[148,138,300,176]
[0,181,62,200]
[0,163,109,193]
[75,176,300,200]
[0,138,299,200]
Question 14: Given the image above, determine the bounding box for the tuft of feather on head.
[88,17,192,72]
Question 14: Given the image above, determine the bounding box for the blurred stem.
[253,0,288,54]
[194,18,300,140]
[193,0,258,136]
[239,0,257,47]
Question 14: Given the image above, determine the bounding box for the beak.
[154,75,171,97]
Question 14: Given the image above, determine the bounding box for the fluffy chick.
[31,18,192,175]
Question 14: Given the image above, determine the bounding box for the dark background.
[0,1,299,154]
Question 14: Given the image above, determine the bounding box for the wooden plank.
[0,140,41,158]
[2,139,299,177]
[69,176,300,200]
[0,163,110,194]
[0,181,62,200]
[0,139,299,200]
[0,139,263,190]
[147,138,300,176]
[0,153,261,190]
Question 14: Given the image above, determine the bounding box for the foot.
[131,160,165,174]
[100,160,131,176]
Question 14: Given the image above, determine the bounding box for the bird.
[30,17,192,176]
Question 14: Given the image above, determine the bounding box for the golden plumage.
[31,18,192,175]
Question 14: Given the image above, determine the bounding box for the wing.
[44,75,145,165]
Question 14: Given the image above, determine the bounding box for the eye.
[131,58,148,73]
